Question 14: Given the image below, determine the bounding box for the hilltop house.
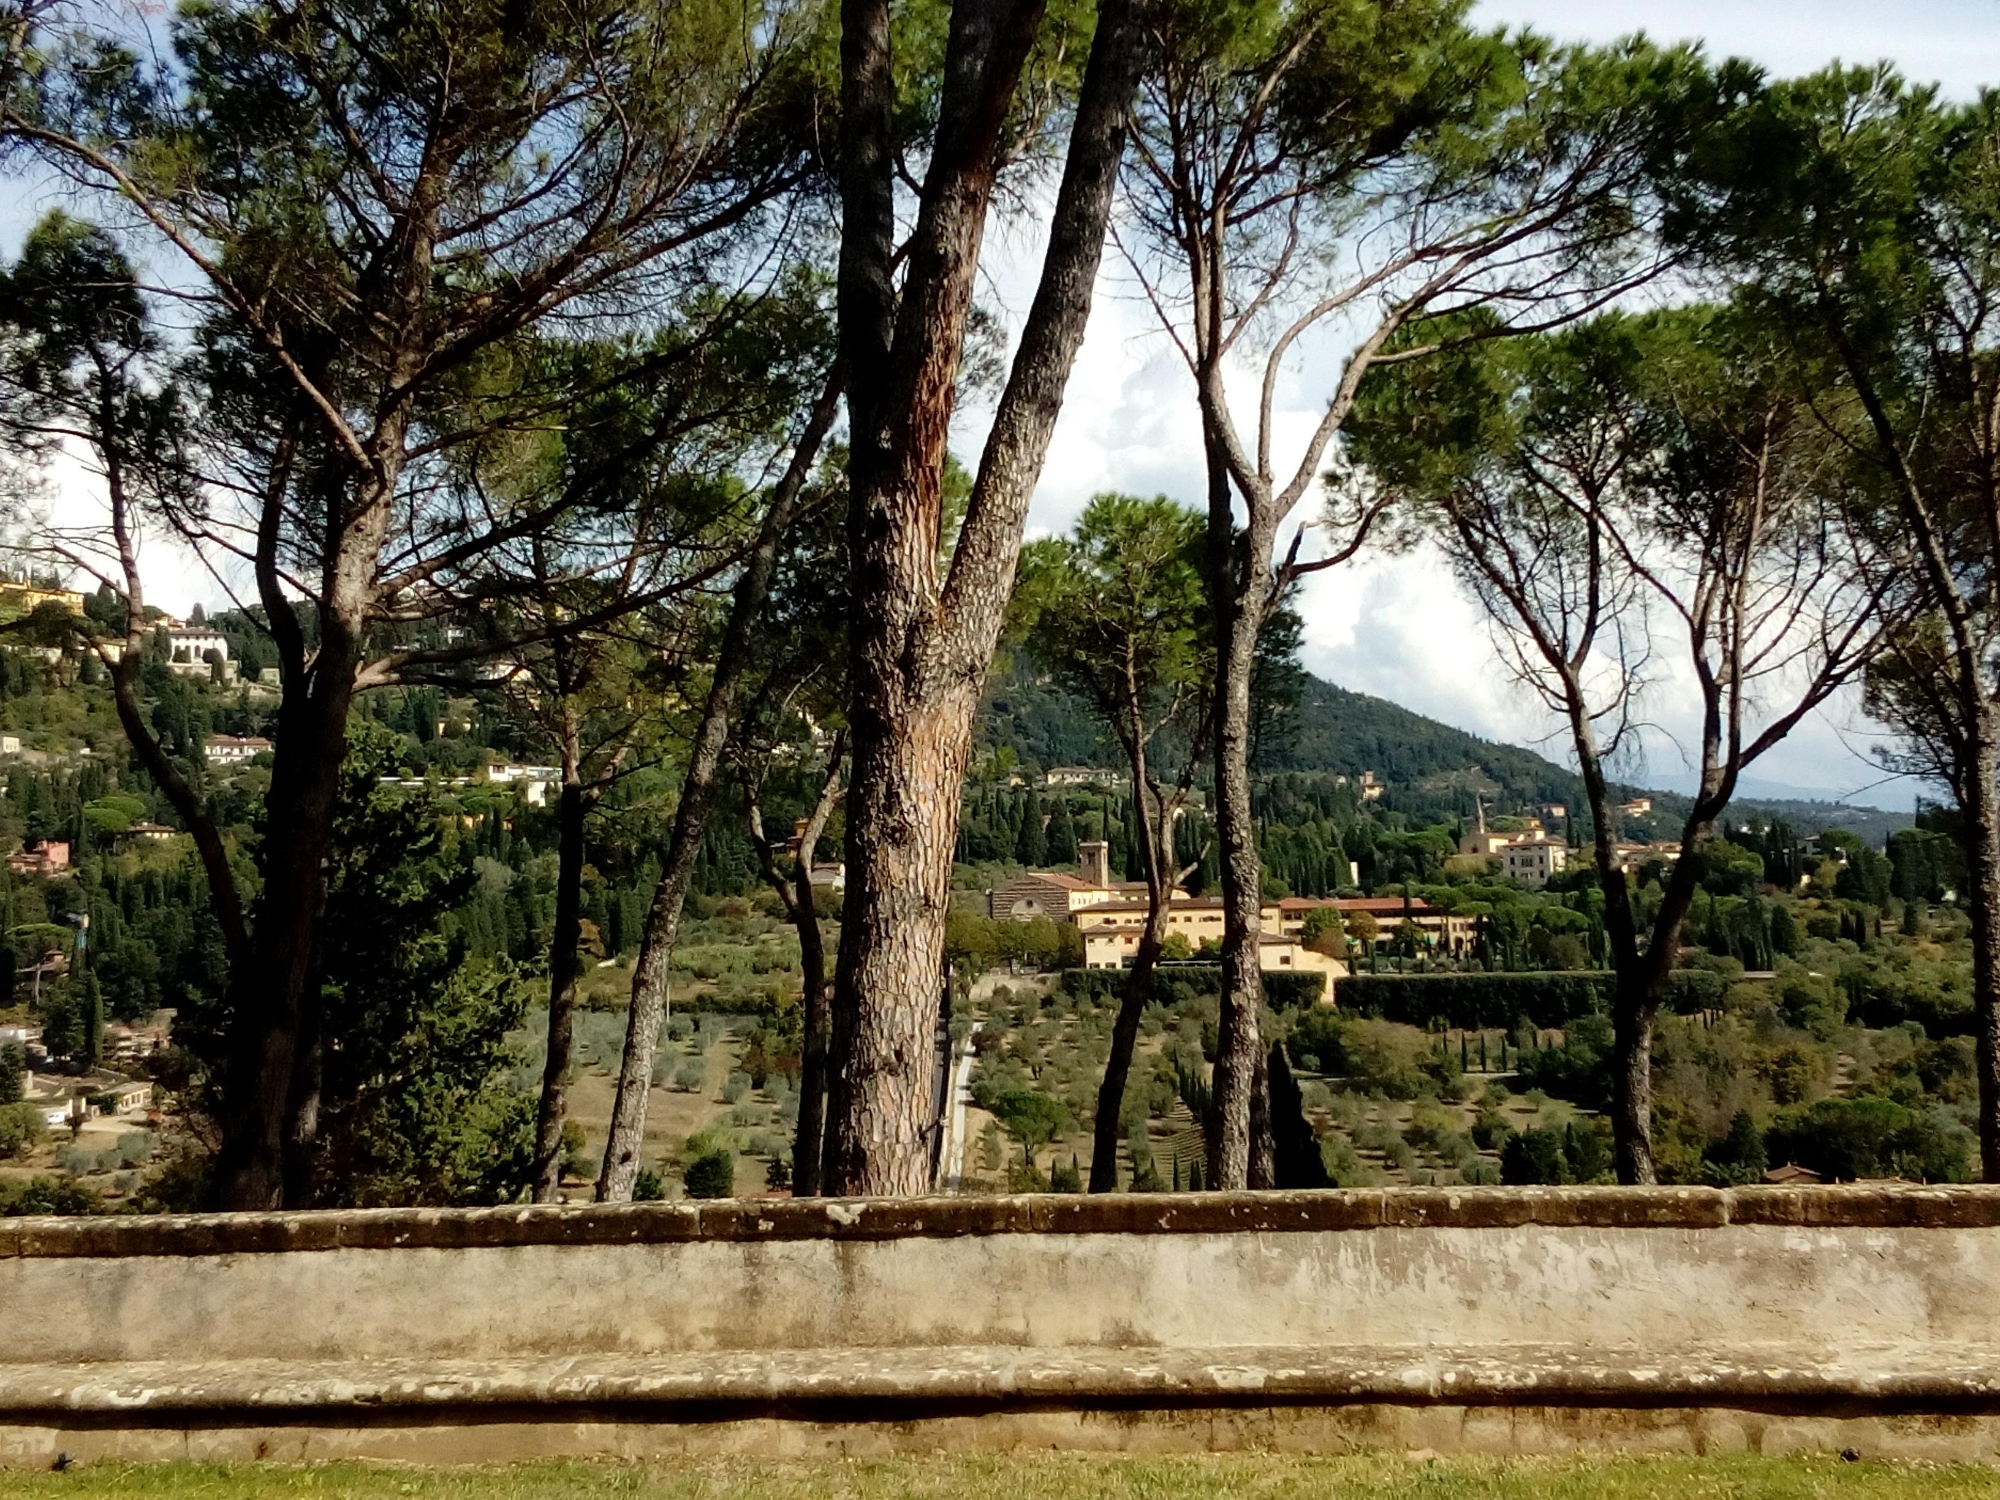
[1457,802,1569,888]
[5,839,69,877]
[1501,837,1570,888]
[1041,766,1127,789]
[165,626,233,680]
[204,734,272,767]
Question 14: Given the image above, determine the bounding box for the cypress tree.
[1015,790,1047,867]
[1045,795,1078,866]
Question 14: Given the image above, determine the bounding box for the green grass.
[0,1454,1993,1500]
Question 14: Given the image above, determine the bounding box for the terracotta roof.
[1276,896,1436,914]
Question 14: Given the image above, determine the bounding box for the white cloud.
[987,3,1993,804]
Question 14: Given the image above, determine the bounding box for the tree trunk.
[825,0,1147,1195]
[1204,446,1270,1191]
[1960,712,2000,1180]
[1610,970,1659,1184]
[789,750,845,1197]
[1567,703,1653,1184]
[532,772,587,1201]
[792,850,833,1197]
[214,630,366,1210]
[825,687,978,1194]
[1089,748,1172,1192]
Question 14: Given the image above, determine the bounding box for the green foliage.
[0,1041,23,1105]
[230,725,537,1208]
[1335,971,1723,1029]
[1267,1045,1330,1189]
[1501,1119,1613,1185]
[946,911,1082,975]
[1059,966,1324,1010]
[1288,1013,1459,1101]
[0,1175,99,1216]
[631,1167,666,1202]
[985,1088,1072,1149]
[0,1101,44,1158]
[1012,493,1211,780]
[1513,1014,1615,1112]
[1764,1096,1973,1184]
[1700,1110,1767,1187]
[683,1148,735,1199]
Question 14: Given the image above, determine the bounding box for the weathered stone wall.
[5,1187,2000,1465]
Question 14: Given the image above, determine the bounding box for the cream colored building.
[1078,908,1343,980]
[1263,896,1477,957]
[1502,837,1569,888]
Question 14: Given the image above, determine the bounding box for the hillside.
[979,660,1913,841]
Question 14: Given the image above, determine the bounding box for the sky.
[988,2,2000,809]
[31,2,2000,807]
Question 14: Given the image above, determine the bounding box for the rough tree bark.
[224,448,408,1210]
[1959,713,2000,1178]
[1200,435,1275,1191]
[824,0,1150,1194]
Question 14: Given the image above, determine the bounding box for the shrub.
[0,1102,44,1159]
[683,1149,735,1199]
[1471,1104,1514,1151]
[1289,1013,1456,1100]
[1773,968,1848,1041]
[1500,1119,1613,1185]
[1318,1132,1379,1188]
[632,1167,666,1201]
[1403,1100,1464,1158]
[1501,1127,1571,1185]
[722,1071,751,1104]
[0,1176,99,1216]
[1048,1155,1083,1193]
[0,1041,25,1105]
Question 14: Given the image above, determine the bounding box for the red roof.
[1277,896,1435,915]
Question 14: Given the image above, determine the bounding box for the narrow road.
[940,1021,983,1192]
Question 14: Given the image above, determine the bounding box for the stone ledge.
[3,1344,1999,1416]
[5,1185,2000,1258]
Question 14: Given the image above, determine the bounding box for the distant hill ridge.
[979,662,1914,844]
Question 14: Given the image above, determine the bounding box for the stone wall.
[5,1186,2000,1465]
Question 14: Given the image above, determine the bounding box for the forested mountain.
[977,658,1912,837]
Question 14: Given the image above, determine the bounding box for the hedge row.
[1331,969,1728,1029]
[1058,965,1328,1011]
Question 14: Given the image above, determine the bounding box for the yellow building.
[1263,896,1477,956]
[1077,903,1344,980]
